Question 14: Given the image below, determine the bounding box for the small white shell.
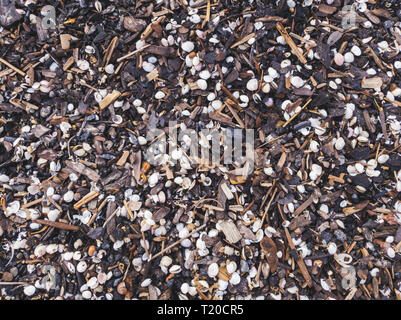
[246,78,258,91]
[207,263,219,278]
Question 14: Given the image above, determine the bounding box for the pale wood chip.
[220,220,242,244]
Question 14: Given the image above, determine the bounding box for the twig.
[149,224,207,261]
[276,22,307,64]
[282,98,312,128]
[32,219,80,231]
[116,44,151,63]
[0,57,26,76]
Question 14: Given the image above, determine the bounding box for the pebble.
[197,79,208,90]
[82,290,92,299]
[77,261,88,273]
[47,209,60,222]
[246,78,259,91]
[24,285,36,296]
[290,76,305,88]
[0,174,9,183]
[327,242,337,255]
[344,52,354,63]
[199,70,211,80]
[87,277,99,289]
[181,283,189,294]
[378,154,389,164]
[169,265,182,274]
[142,61,155,73]
[207,263,219,278]
[105,64,115,74]
[148,172,159,187]
[351,46,361,56]
[335,137,345,150]
[181,41,195,53]
[155,91,165,99]
[226,261,237,274]
[387,247,396,258]
[211,100,223,110]
[229,272,241,285]
[160,256,172,267]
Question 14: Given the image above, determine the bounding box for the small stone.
[87,277,99,289]
[181,41,194,53]
[199,70,211,80]
[160,256,172,267]
[351,46,361,56]
[197,79,208,90]
[211,100,223,110]
[387,247,395,258]
[105,64,115,74]
[229,272,241,285]
[327,242,337,255]
[246,78,258,91]
[82,290,92,299]
[207,263,219,278]
[155,91,165,99]
[148,172,159,187]
[63,191,74,202]
[344,52,354,63]
[290,76,305,88]
[24,285,36,296]
[335,137,345,150]
[142,61,154,73]
[226,261,237,274]
[77,261,88,273]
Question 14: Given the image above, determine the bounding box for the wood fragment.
[99,90,121,110]
[276,23,307,64]
[73,191,100,210]
[0,57,25,76]
[116,44,151,63]
[60,34,71,50]
[219,220,242,244]
[33,219,80,231]
[293,193,315,216]
[116,150,130,167]
[230,33,256,49]
[284,227,313,287]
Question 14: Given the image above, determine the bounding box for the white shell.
[207,263,219,278]
[181,41,195,52]
[77,261,88,273]
[246,78,258,91]
[24,285,36,296]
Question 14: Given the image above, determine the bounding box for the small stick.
[0,57,26,76]
[276,22,307,64]
[293,192,315,216]
[116,44,151,63]
[73,191,99,210]
[123,199,134,220]
[0,282,30,286]
[282,98,312,128]
[142,231,150,260]
[33,219,80,231]
[201,0,211,29]
[374,98,388,140]
[102,36,118,68]
[284,227,313,287]
[261,187,278,224]
[230,32,256,49]
[149,224,207,261]
[22,197,44,209]
[224,102,245,128]
[47,196,63,213]
[87,197,108,226]
[98,90,121,110]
